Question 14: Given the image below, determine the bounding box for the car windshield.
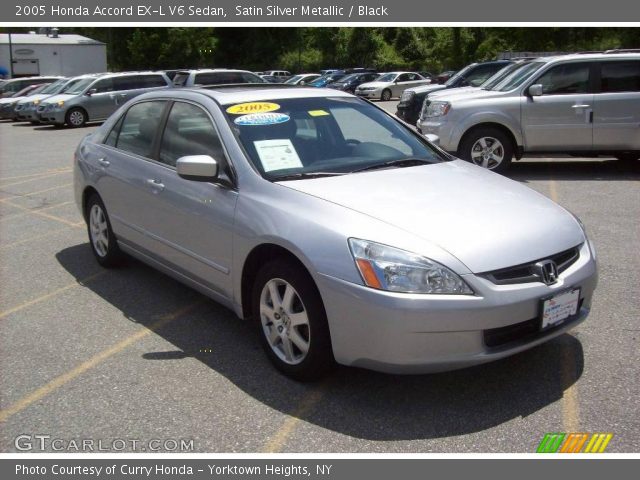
[490,62,546,91]
[64,78,96,95]
[481,62,530,90]
[40,78,68,94]
[284,75,304,84]
[337,73,362,83]
[444,65,474,86]
[377,73,397,83]
[224,96,444,180]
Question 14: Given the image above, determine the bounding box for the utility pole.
[8,30,14,78]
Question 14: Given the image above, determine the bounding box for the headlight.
[56,101,65,108]
[348,239,473,295]
[426,101,451,117]
[33,99,40,105]
[571,213,596,261]
[400,90,415,102]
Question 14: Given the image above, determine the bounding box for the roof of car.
[528,52,640,64]
[194,85,354,105]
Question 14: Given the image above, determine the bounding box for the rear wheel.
[459,127,514,173]
[381,89,392,101]
[252,259,334,381]
[86,194,123,267]
[66,107,87,128]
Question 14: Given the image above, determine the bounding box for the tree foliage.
[52,27,640,72]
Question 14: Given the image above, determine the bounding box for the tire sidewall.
[460,127,514,173]
[381,89,392,101]
[86,194,121,267]
[252,260,334,381]
[66,108,87,128]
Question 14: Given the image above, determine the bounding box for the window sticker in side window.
[254,139,303,172]
[227,102,280,115]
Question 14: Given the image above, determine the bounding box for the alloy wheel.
[89,204,109,257]
[470,136,505,169]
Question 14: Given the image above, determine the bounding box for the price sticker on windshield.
[227,102,280,115]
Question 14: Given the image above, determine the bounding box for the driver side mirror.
[176,155,218,181]
[86,88,97,96]
[528,84,543,97]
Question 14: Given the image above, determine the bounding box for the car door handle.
[572,104,591,109]
[146,179,165,191]
[98,158,110,167]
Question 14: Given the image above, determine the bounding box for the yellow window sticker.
[308,110,330,117]
[226,102,280,115]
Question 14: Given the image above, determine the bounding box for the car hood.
[16,93,50,105]
[40,93,76,105]
[279,160,584,273]
[428,86,480,99]
[357,81,390,89]
[0,97,21,105]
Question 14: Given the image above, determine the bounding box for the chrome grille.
[480,245,581,285]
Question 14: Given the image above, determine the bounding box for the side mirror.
[86,88,97,96]
[528,84,543,97]
[176,155,218,181]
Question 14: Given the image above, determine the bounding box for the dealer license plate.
[541,288,581,330]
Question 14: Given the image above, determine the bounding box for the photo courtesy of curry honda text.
[74,84,598,380]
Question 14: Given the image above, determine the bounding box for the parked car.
[74,84,597,379]
[319,69,339,75]
[434,70,456,84]
[263,70,292,81]
[13,76,77,122]
[37,71,171,127]
[326,72,380,93]
[396,61,512,124]
[355,72,431,101]
[419,71,435,82]
[0,83,50,119]
[418,52,640,172]
[284,74,322,86]
[308,72,348,88]
[260,75,284,83]
[0,76,62,98]
[172,69,265,87]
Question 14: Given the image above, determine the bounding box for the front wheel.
[458,127,514,173]
[66,107,87,128]
[252,259,334,381]
[381,89,392,101]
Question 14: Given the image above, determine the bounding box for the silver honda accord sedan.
[74,85,597,380]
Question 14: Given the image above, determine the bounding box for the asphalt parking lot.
[1,103,639,453]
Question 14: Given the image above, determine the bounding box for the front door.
[521,62,594,151]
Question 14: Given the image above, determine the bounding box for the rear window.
[600,61,640,93]
[194,71,264,85]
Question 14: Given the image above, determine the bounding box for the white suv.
[418,52,640,172]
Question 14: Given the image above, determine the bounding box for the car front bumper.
[355,89,381,99]
[316,242,597,374]
[416,117,458,152]
[36,107,65,124]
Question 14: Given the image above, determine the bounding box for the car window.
[114,76,140,91]
[104,115,124,147]
[397,74,411,82]
[93,78,115,93]
[534,62,590,95]
[115,101,166,158]
[466,64,505,86]
[159,102,227,169]
[600,61,640,93]
[225,96,441,179]
[172,72,190,86]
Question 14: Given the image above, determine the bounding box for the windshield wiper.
[273,172,348,181]
[350,158,433,173]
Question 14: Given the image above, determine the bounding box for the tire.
[615,153,639,162]
[252,259,334,381]
[458,127,514,173]
[86,194,123,268]
[381,89,392,101]
[65,107,87,128]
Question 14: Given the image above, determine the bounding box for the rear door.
[521,61,594,151]
[138,100,238,298]
[592,59,640,150]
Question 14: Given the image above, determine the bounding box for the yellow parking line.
[0,168,70,183]
[0,226,71,249]
[0,201,74,222]
[0,271,105,320]
[263,386,327,453]
[0,197,81,228]
[0,182,73,201]
[0,170,71,189]
[0,300,204,423]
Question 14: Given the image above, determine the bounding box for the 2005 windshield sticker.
[227,102,280,115]
[234,112,290,126]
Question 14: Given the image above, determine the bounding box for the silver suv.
[172,69,265,87]
[418,52,640,172]
[37,71,171,127]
